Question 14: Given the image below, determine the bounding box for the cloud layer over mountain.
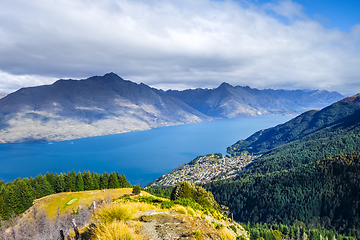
[0,0,359,94]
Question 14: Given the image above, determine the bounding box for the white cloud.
[0,0,359,94]
[0,71,56,93]
[263,0,306,20]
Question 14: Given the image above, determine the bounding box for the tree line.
[243,222,356,240]
[0,170,131,220]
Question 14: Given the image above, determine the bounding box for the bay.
[0,115,293,186]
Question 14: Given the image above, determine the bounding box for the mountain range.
[164,83,343,117]
[0,73,209,143]
[0,73,344,143]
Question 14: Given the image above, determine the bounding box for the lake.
[0,115,294,186]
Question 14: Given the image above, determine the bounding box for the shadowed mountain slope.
[166,83,343,117]
[0,73,209,142]
[0,73,344,143]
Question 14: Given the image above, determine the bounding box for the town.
[149,153,258,187]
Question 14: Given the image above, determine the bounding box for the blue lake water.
[0,115,294,186]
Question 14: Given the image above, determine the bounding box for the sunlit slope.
[33,188,138,218]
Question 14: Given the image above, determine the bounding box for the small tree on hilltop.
[132,185,141,195]
[170,181,220,211]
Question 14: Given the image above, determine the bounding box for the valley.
[1,0,359,239]
[1,77,360,239]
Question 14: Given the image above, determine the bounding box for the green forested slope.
[244,109,360,175]
[227,101,360,156]
[226,94,360,176]
[205,153,360,236]
[204,94,360,238]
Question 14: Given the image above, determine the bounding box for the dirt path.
[135,209,245,240]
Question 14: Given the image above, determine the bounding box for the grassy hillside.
[1,188,248,240]
[33,188,134,218]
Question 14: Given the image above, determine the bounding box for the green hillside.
[227,101,360,157]
[205,152,360,237]
[202,94,360,238]
[227,95,360,176]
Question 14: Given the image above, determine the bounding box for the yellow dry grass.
[33,188,134,218]
[173,205,188,215]
[91,220,142,240]
[218,227,236,240]
[94,202,155,223]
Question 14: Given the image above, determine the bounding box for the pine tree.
[100,172,109,189]
[34,174,54,198]
[45,172,56,193]
[66,170,77,192]
[119,173,131,188]
[108,172,120,189]
[92,172,100,190]
[75,171,84,192]
[14,178,34,213]
[83,171,94,191]
[55,173,66,193]
[4,182,20,217]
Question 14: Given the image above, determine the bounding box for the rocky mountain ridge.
[0,73,344,143]
[0,73,209,143]
[165,83,344,117]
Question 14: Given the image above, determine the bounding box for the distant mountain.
[0,73,209,143]
[165,83,344,117]
[0,93,7,99]
[0,73,345,143]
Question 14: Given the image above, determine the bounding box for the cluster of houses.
[150,153,257,186]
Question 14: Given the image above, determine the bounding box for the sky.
[0,0,359,95]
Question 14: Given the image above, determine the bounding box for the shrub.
[173,198,202,210]
[161,201,174,209]
[137,196,162,204]
[170,181,220,211]
[132,185,141,195]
